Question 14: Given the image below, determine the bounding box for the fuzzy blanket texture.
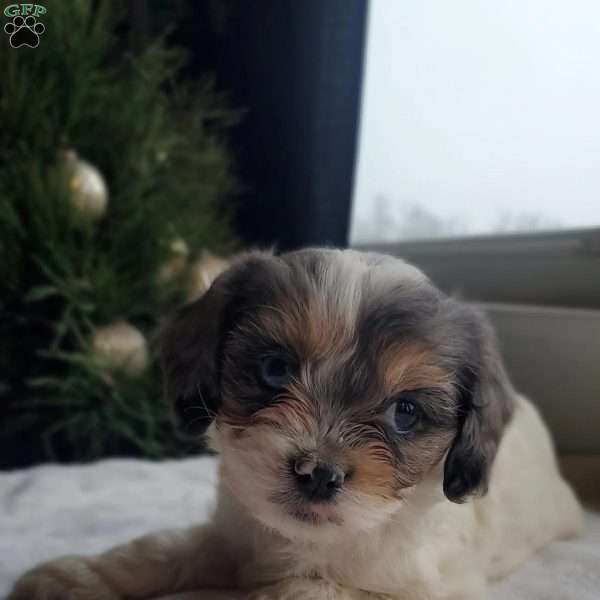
[0,457,598,600]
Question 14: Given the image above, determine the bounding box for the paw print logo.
[4,15,45,48]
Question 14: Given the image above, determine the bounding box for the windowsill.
[354,227,600,308]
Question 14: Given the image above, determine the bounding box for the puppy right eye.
[259,354,292,389]
[393,399,420,433]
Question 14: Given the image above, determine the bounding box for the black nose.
[293,459,345,502]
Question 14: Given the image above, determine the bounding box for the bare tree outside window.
[351,0,600,244]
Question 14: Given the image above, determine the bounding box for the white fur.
[211,393,582,598]
[9,393,580,600]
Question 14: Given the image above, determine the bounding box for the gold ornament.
[158,237,189,284]
[187,251,230,301]
[91,321,148,376]
[63,149,108,221]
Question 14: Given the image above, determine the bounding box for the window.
[351,0,600,244]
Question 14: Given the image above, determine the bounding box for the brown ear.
[160,252,271,434]
[443,305,515,503]
[160,272,232,434]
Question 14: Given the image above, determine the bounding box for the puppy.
[9,249,582,600]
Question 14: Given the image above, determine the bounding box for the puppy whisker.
[195,383,218,419]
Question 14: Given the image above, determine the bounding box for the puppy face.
[161,249,514,541]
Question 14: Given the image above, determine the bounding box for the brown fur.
[346,443,400,500]
[379,342,453,398]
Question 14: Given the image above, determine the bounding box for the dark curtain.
[134,0,369,251]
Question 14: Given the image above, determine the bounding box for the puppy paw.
[7,556,120,600]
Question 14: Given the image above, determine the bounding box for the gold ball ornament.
[63,150,108,221]
[187,251,230,301]
[91,321,148,376]
[158,237,190,284]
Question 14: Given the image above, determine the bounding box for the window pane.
[351,0,600,243]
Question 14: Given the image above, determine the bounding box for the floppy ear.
[160,252,272,434]
[443,305,515,503]
[160,268,234,434]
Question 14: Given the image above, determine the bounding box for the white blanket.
[1,458,598,600]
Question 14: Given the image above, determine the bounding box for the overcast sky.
[351,0,600,242]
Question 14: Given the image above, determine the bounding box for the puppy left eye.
[391,398,420,433]
[259,354,292,389]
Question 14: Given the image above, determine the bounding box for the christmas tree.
[0,1,238,467]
